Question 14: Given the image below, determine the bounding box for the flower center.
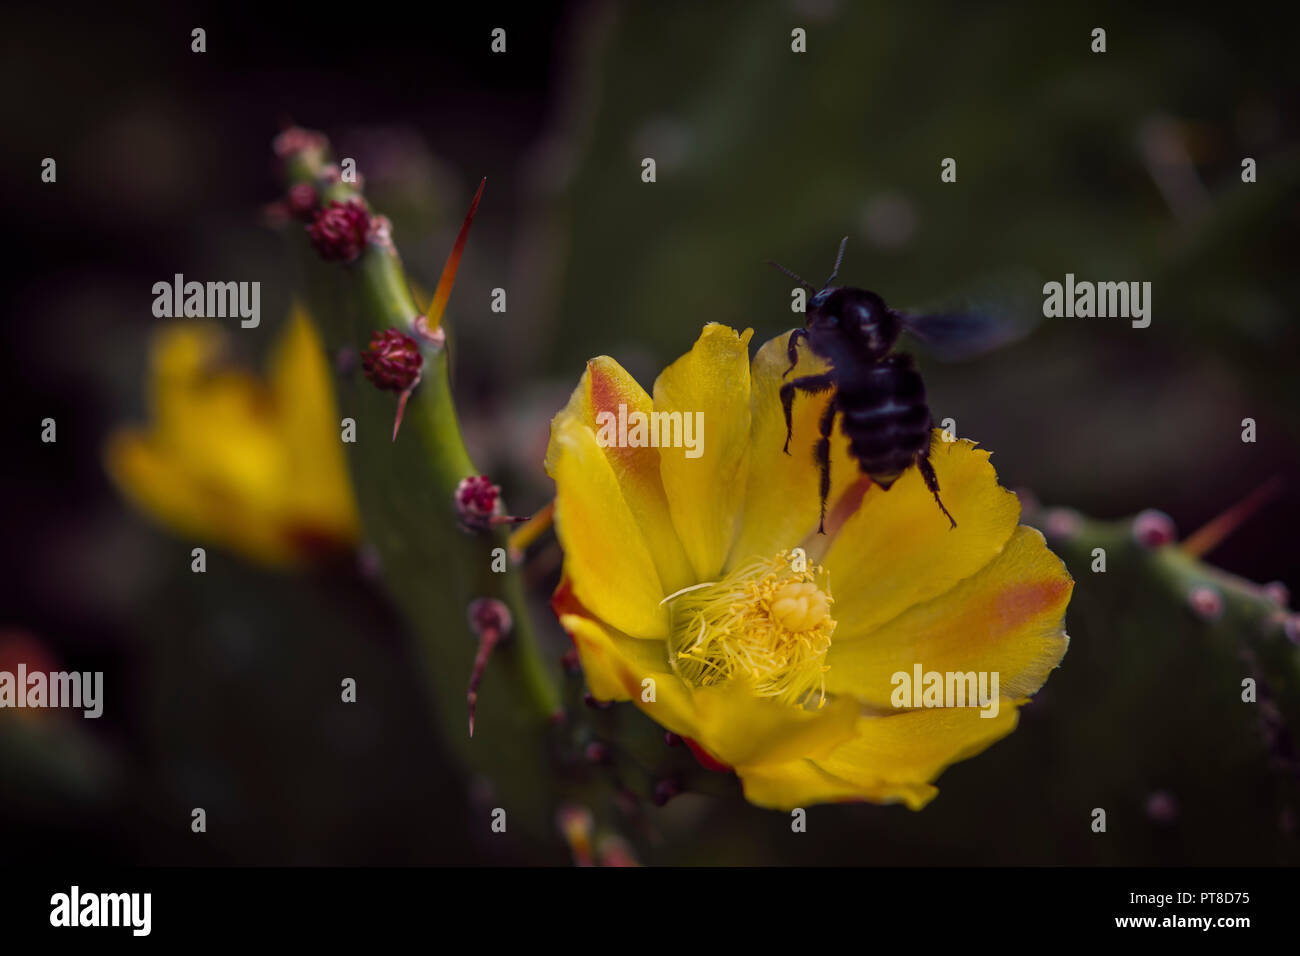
[661,551,836,707]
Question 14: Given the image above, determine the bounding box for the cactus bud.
[466,598,512,738]
[1187,585,1224,621]
[366,214,394,254]
[1262,581,1290,607]
[652,777,682,807]
[1133,509,1177,549]
[469,596,512,637]
[272,126,327,166]
[1283,614,1300,646]
[286,183,319,221]
[361,329,424,441]
[361,329,423,393]
[1042,507,1083,542]
[454,475,531,534]
[308,199,370,263]
[456,475,500,528]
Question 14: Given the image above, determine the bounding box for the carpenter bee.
[769,238,1014,534]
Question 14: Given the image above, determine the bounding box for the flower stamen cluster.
[665,550,835,708]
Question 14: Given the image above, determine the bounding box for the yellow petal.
[548,420,669,638]
[105,427,295,566]
[559,605,858,774]
[825,525,1072,705]
[108,317,359,567]
[811,704,1022,810]
[146,325,286,500]
[547,357,693,594]
[112,324,288,557]
[558,612,699,739]
[652,324,753,581]
[823,437,1021,639]
[726,331,859,570]
[148,322,227,442]
[738,759,879,810]
[268,307,360,542]
[689,683,860,769]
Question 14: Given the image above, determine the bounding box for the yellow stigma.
[662,551,836,707]
[770,581,831,631]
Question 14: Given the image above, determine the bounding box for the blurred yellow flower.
[547,323,1072,810]
[106,309,360,567]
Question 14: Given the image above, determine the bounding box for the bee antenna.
[766,259,815,293]
[823,236,848,289]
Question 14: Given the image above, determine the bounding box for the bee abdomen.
[841,400,928,429]
[837,363,932,483]
[843,403,931,457]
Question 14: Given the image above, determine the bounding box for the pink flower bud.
[455,475,501,532]
[308,199,370,263]
[466,597,512,738]
[272,126,327,160]
[1283,614,1300,646]
[1042,507,1082,541]
[286,183,319,221]
[1133,509,1177,549]
[468,597,512,638]
[1188,585,1224,621]
[1262,581,1289,607]
[652,777,681,807]
[361,329,422,393]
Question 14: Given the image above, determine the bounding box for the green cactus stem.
[278,129,564,841]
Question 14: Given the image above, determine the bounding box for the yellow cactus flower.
[106,309,360,567]
[547,323,1072,810]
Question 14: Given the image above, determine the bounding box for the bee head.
[808,287,899,358]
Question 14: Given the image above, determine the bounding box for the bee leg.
[814,397,838,534]
[782,328,809,378]
[779,372,834,455]
[916,452,957,529]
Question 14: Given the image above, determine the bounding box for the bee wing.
[895,309,1021,360]
[897,270,1041,361]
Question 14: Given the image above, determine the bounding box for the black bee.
[769,238,1009,534]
